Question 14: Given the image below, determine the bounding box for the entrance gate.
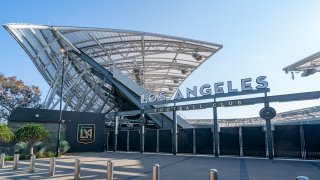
[109,90,320,159]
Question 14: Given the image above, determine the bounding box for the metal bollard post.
[209,169,218,180]
[0,153,5,168]
[29,155,36,173]
[296,176,309,180]
[152,164,160,180]
[49,157,56,176]
[13,154,19,170]
[107,160,114,180]
[74,159,81,180]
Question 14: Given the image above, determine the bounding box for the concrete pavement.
[0,152,319,179]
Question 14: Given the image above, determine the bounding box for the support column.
[299,124,306,159]
[127,130,130,152]
[239,126,243,156]
[113,115,118,152]
[213,99,219,157]
[265,118,273,159]
[105,132,109,151]
[156,129,159,153]
[140,109,145,154]
[172,106,178,155]
[193,128,196,155]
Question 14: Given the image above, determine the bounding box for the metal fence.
[106,124,320,159]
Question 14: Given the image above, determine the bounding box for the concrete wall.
[8,108,105,153]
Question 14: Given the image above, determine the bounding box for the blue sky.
[1,1,320,119]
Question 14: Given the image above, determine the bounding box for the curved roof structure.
[283,51,320,77]
[4,23,222,115]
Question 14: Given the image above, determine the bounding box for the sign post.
[140,109,145,153]
[173,104,178,155]
[260,92,276,159]
[213,98,219,157]
[113,115,118,152]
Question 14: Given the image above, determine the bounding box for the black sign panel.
[77,124,95,144]
[259,107,276,119]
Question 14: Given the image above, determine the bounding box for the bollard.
[74,159,81,180]
[49,157,56,176]
[107,160,114,180]
[13,154,19,170]
[296,176,309,180]
[209,169,218,180]
[152,164,160,180]
[29,155,36,173]
[0,153,5,168]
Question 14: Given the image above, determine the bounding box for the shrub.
[59,140,70,154]
[14,123,49,155]
[35,148,47,158]
[5,155,13,161]
[46,151,55,158]
[0,124,14,143]
[14,142,28,154]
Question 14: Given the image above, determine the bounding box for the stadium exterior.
[4,23,320,160]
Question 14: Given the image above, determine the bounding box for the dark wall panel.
[242,127,266,157]
[145,130,157,152]
[129,131,140,151]
[274,125,301,158]
[108,132,114,151]
[9,108,106,153]
[159,130,172,153]
[195,128,213,154]
[65,113,105,152]
[303,125,320,159]
[117,131,128,151]
[220,127,240,156]
[178,129,193,154]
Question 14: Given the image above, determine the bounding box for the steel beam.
[72,50,142,108]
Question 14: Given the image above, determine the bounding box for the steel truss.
[4,23,221,128]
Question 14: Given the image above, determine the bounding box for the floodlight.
[181,69,188,74]
[192,51,202,61]
[60,48,68,57]
[301,68,317,77]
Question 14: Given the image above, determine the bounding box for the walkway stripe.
[240,158,249,180]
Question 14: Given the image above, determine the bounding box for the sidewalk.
[0,152,319,179]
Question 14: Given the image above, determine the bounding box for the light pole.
[56,48,67,157]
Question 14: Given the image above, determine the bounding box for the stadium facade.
[4,24,320,159]
[4,23,222,129]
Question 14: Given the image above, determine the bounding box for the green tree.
[14,123,49,155]
[0,124,14,143]
[0,73,41,123]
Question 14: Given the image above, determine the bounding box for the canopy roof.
[283,51,320,77]
[4,23,222,113]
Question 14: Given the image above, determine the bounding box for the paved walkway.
[0,152,319,179]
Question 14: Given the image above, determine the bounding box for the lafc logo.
[77,124,95,144]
